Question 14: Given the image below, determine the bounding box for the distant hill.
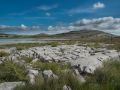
[0,33,15,38]
[52,30,115,39]
[0,33,31,38]
[0,30,117,39]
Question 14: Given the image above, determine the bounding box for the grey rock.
[43,70,58,79]
[32,58,39,63]
[8,45,120,74]
[27,69,39,84]
[63,85,72,90]
[0,82,24,90]
[73,69,86,83]
[9,47,17,53]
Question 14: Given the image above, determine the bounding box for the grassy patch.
[0,42,61,50]
[0,60,27,82]
[82,59,120,90]
[14,72,81,90]
[20,57,33,63]
[0,51,9,57]
[14,59,120,90]
[106,44,120,51]
[87,43,101,48]
[32,61,70,74]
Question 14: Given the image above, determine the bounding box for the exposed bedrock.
[7,45,120,74]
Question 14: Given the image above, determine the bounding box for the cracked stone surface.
[5,45,120,73]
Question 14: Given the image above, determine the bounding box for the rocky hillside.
[0,33,14,38]
[0,33,26,38]
[0,30,116,39]
[53,30,115,39]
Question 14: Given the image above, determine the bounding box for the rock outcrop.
[0,82,24,90]
[27,69,39,84]
[0,45,120,90]
[8,45,119,74]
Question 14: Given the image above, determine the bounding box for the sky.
[0,0,120,35]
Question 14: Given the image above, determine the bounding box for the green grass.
[14,71,82,90]
[106,44,120,51]
[0,37,119,51]
[32,61,70,74]
[0,42,61,50]
[20,57,33,63]
[81,59,120,90]
[14,59,120,90]
[0,51,9,57]
[0,51,120,90]
[0,60,27,83]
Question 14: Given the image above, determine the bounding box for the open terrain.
[0,30,116,39]
[0,30,120,90]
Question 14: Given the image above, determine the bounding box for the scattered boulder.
[27,69,39,84]
[63,85,72,90]
[32,58,39,63]
[43,70,58,79]
[0,82,24,90]
[73,69,86,83]
[3,45,120,74]
[9,47,17,53]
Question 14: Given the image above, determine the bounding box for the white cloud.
[74,17,120,30]
[21,24,27,30]
[93,2,105,9]
[48,26,54,31]
[0,17,120,35]
[46,12,51,16]
[0,25,42,30]
[68,2,105,15]
[37,4,58,11]
[47,17,120,35]
[47,25,74,34]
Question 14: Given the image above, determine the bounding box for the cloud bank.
[68,2,105,15]
[48,17,120,35]
[74,17,120,30]
[0,17,120,35]
[0,24,41,30]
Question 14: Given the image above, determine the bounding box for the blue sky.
[0,0,120,35]
[0,0,119,26]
